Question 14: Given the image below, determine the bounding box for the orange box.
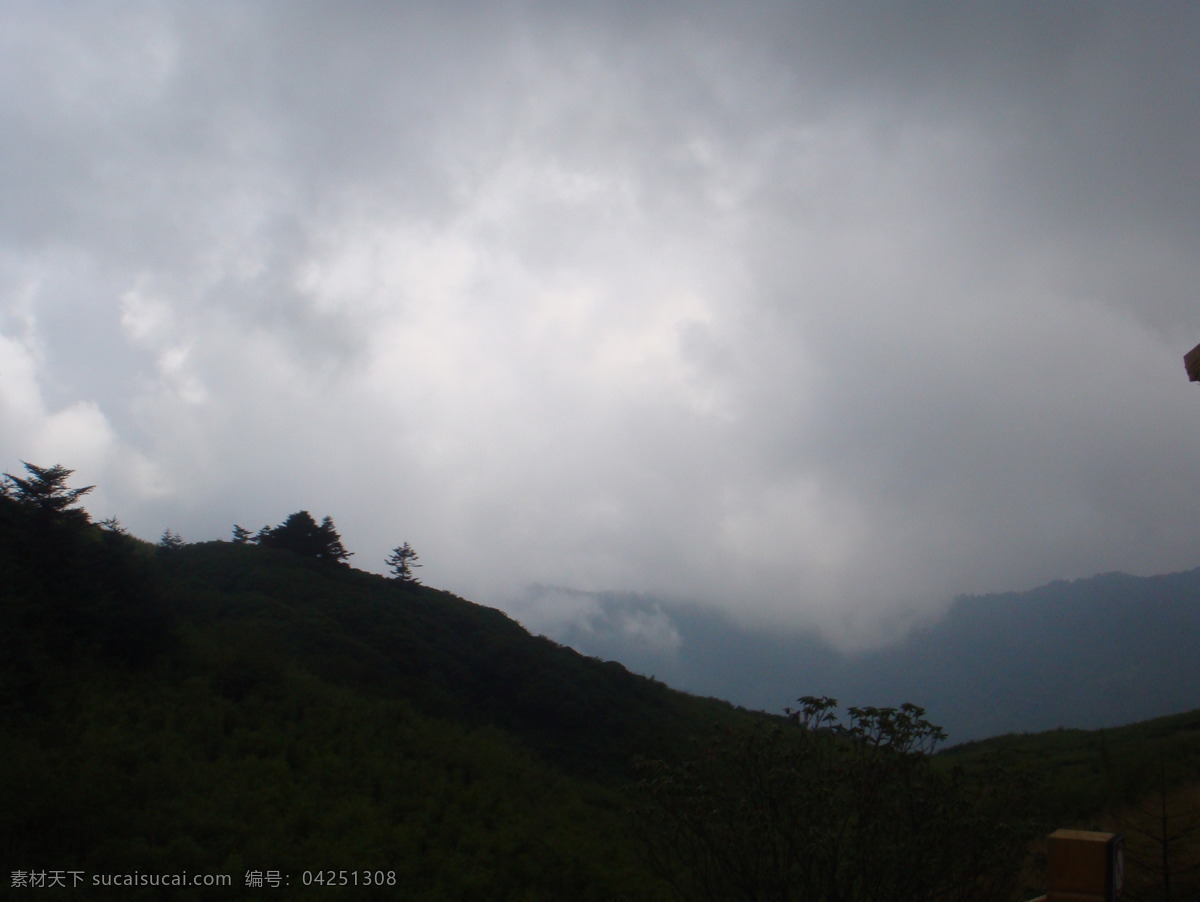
[1046,830,1124,902]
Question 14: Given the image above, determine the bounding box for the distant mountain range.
[527,567,1200,744]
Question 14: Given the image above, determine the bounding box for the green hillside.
[0,467,763,900]
[943,707,1200,814]
[941,709,1200,900]
[4,462,1195,900]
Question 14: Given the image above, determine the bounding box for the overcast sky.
[3,1,1199,650]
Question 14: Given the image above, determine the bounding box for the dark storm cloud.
[1,1,1198,648]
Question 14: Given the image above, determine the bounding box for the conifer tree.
[258,511,353,564]
[385,542,421,583]
[317,515,353,564]
[98,516,128,535]
[158,528,185,552]
[3,462,94,524]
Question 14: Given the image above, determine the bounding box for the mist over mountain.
[520,567,1200,744]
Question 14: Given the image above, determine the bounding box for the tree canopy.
[255,511,353,564]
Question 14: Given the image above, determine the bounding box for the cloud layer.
[3,2,1199,648]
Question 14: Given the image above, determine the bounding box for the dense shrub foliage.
[636,698,1040,902]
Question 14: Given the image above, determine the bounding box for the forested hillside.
[2,462,1194,900]
[0,464,753,899]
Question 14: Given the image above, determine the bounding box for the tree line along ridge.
[1,460,421,583]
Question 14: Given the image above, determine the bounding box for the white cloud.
[1,2,1199,649]
[0,328,116,489]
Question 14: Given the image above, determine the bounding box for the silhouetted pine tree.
[385,542,421,584]
[2,462,93,525]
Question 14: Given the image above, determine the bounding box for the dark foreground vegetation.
[945,712,1200,901]
[1,462,1197,900]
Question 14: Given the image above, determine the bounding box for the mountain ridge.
[530,566,1200,744]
